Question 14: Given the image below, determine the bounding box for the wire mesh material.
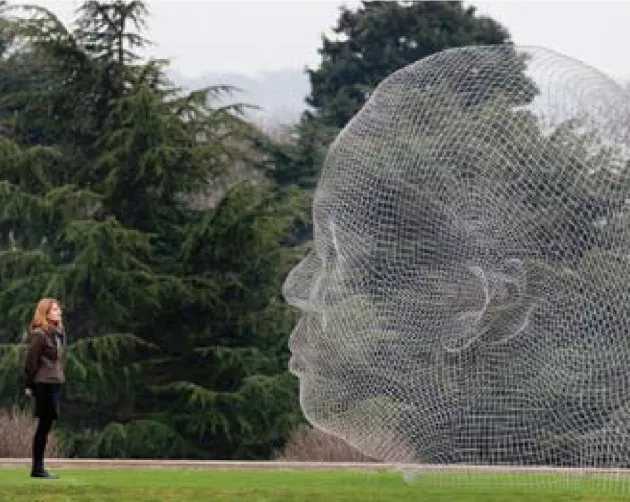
[283,45,630,486]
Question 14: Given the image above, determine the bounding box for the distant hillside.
[167,68,310,130]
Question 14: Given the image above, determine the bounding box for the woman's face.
[47,302,62,323]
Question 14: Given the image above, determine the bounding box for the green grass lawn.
[1,468,630,501]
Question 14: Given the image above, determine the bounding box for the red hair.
[29,297,63,333]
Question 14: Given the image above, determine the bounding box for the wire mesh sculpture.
[283,45,630,471]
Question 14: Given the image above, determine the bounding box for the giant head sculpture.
[283,45,630,467]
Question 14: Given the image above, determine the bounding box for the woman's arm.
[24,331,45,391]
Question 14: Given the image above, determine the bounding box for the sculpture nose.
[283,251,323,312]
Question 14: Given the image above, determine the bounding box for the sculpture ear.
[479,258,537,347]
[442,266,490,354]
[476,290,537,348]
[442,261,538,354]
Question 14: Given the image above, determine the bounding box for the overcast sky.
[27,1,630,82]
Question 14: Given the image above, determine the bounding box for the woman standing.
[23,298,66,479]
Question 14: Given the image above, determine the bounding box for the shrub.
[0,407,64,458]
[276,423,377,462]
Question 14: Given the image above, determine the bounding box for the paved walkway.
[0,459,629,476]
[0,459,386,470]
